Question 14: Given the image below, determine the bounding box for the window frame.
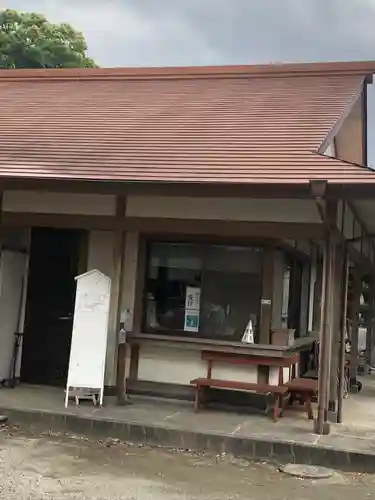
[141,237,264,342]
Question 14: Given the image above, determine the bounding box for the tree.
[0,9,97,69]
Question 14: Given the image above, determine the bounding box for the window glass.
[144,242,263,341]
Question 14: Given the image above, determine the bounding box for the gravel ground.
[0,425,374,499]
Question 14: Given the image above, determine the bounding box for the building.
[1,61,375,433]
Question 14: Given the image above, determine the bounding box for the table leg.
[305,394,314,419]
[194,386,200,412]
[273,395,280,422]
[280,393,288,417]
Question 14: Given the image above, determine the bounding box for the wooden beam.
[2,211,116,230]
[0,192,3,246]
[1,211,324,239]
[125,218,323,239]
[104,196,127,402]
[0,178,314,199]
[364,278,374,373]
[314,201,336,435]
[2,177,375,201]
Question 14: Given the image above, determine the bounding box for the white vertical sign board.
[184,286,201,332]
[65,269,111,408]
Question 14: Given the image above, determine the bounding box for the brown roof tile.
[0,61,374,185]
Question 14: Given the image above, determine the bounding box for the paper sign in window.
[184,286,201,332]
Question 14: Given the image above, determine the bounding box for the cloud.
[4,0,375,67]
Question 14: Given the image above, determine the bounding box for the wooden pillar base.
[117,395,133,406]
[349,378,360,393]
[313,419,331,435]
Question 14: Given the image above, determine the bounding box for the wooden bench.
[190,351,299,422]
[281,377,318,420]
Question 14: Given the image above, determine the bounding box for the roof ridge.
[1,60,375,82]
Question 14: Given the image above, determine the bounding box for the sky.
[3,0,375,162]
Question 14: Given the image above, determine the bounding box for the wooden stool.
[282,378,318,419]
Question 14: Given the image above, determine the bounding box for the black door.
[21,228,84,386]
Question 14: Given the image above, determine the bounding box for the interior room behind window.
[144,242,263,342]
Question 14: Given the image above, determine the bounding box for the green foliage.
[0,9,97,68]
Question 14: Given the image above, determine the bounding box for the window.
[143,242,263,341]
[281,255,307,337]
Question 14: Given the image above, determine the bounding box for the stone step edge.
[1,407,374,473]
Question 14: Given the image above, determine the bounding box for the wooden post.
[349,271,361,391]
[368,281,375,371]
[105,196,127,403]
[314,226,335,435]
[364,278,374,373]
[117,230,140,400]
[337,247,349,423]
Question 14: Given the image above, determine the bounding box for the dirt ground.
[0,426,374,500]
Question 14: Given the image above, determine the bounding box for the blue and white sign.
[184,286,201,332]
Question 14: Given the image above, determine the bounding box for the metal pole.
[337,249,349,423]
[315,228,333,435]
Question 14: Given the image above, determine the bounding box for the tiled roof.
[0,61,374,185]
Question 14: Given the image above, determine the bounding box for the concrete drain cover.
[279,464,334,479]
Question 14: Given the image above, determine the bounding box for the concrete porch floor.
[1,377,375,471]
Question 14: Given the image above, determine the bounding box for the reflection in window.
[281,257,304,336]
[144,242,263,341]
[281,265,290,329]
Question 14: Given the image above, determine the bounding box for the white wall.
[0,228,31,380]
[126,196,321,224]
[3,191,116,216]
[324,142,336,158]
[269,366,294,385]
[137,344,258,385]
[87,230,139,386]
[2,191,321,225]
[87,230,139,318]
[87,231,114,278]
